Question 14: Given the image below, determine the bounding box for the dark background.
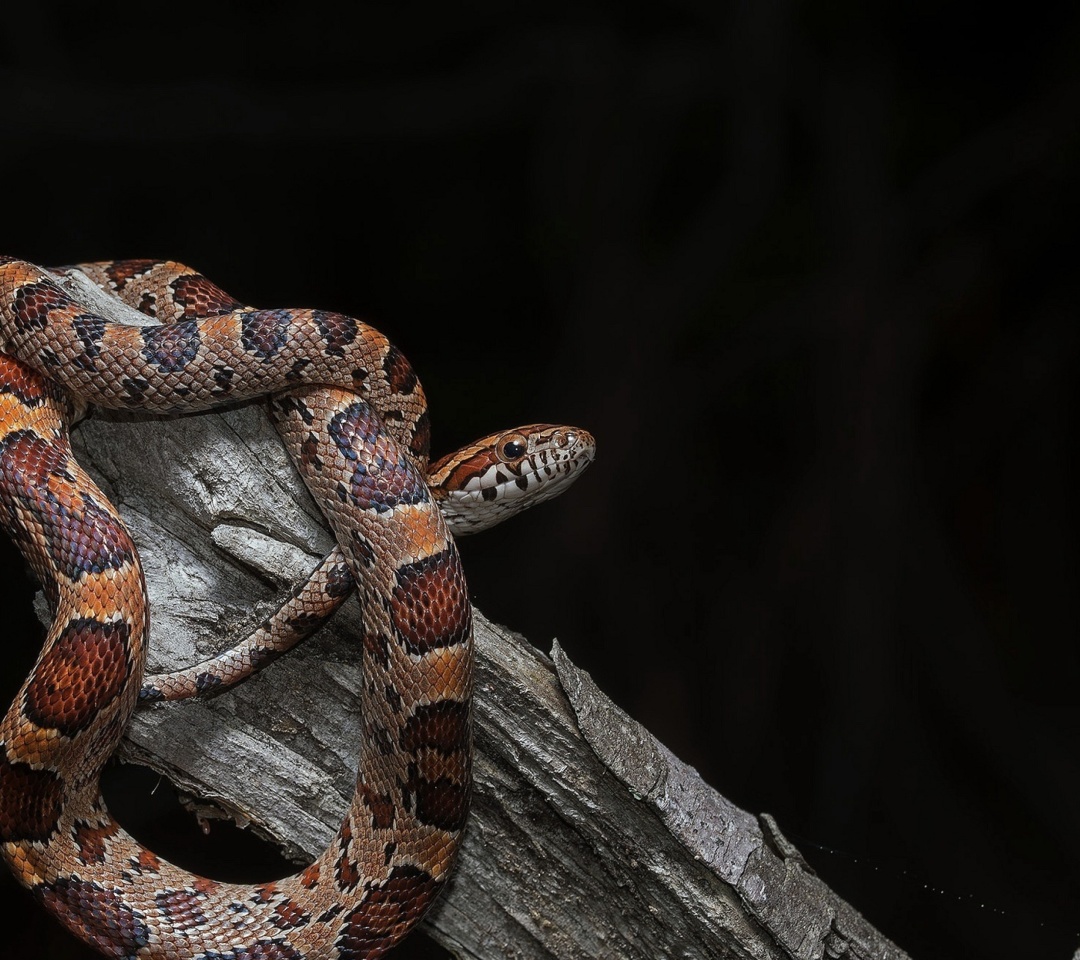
[1,3,1078,958]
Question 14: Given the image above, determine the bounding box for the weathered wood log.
[41,271,911,959]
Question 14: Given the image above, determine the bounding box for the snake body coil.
[0,257,593,958]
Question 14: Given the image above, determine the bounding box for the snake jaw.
[432,424,595,535]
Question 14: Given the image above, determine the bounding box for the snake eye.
[497,432,528,462]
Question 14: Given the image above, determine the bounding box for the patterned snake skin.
[0,257,594,958]
[140,420,590,706]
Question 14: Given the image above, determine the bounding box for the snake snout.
[565,427,596,462]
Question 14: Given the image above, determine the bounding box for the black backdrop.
[1,4,1078,958]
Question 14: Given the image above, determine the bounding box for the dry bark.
[39,272,911,959]
[39,401,909,960]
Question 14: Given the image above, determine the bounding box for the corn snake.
[0,256,593,958]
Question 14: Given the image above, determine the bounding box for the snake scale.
[0,257,594,958]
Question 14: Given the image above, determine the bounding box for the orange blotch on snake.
[0,354,48,405]
[363,629,391,670]
[409,409,431,459]
[132,848,161,875]
[272,896,312,929]
[72,818,121,865]
[382,343,419,395]
[361,786,396,831]
[408,771,470,833]
[253,881,279,903]
[0,757,65,842]
[192,875,220,895]
[103,259,161,292]
[334,818,362,893]
[390,548,471,655]
[314,310,359,356]
[401,700,470,755]
[40,491,137,580]
[154,887,210,931]
[239,309,293,360]
[170,273,242,319]
[299,862,321,890]
[336,865,440,957]
[23,618,131,736]
[39,878,149,956]
[0,428,72,496]
[9,279,71,332]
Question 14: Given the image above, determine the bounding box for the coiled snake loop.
[0,257,593,959]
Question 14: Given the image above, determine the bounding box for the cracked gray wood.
[37,274,911,958]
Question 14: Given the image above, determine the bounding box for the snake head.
[429,424,596,535]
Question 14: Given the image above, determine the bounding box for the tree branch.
[46,401,908,960]
[46,271,910,958]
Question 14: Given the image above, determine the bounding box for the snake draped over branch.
[0,256,594,959]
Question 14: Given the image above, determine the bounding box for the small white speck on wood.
[41,283,910,959]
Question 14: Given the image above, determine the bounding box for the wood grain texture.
[31,401,909,960]
[36,275,910,958]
